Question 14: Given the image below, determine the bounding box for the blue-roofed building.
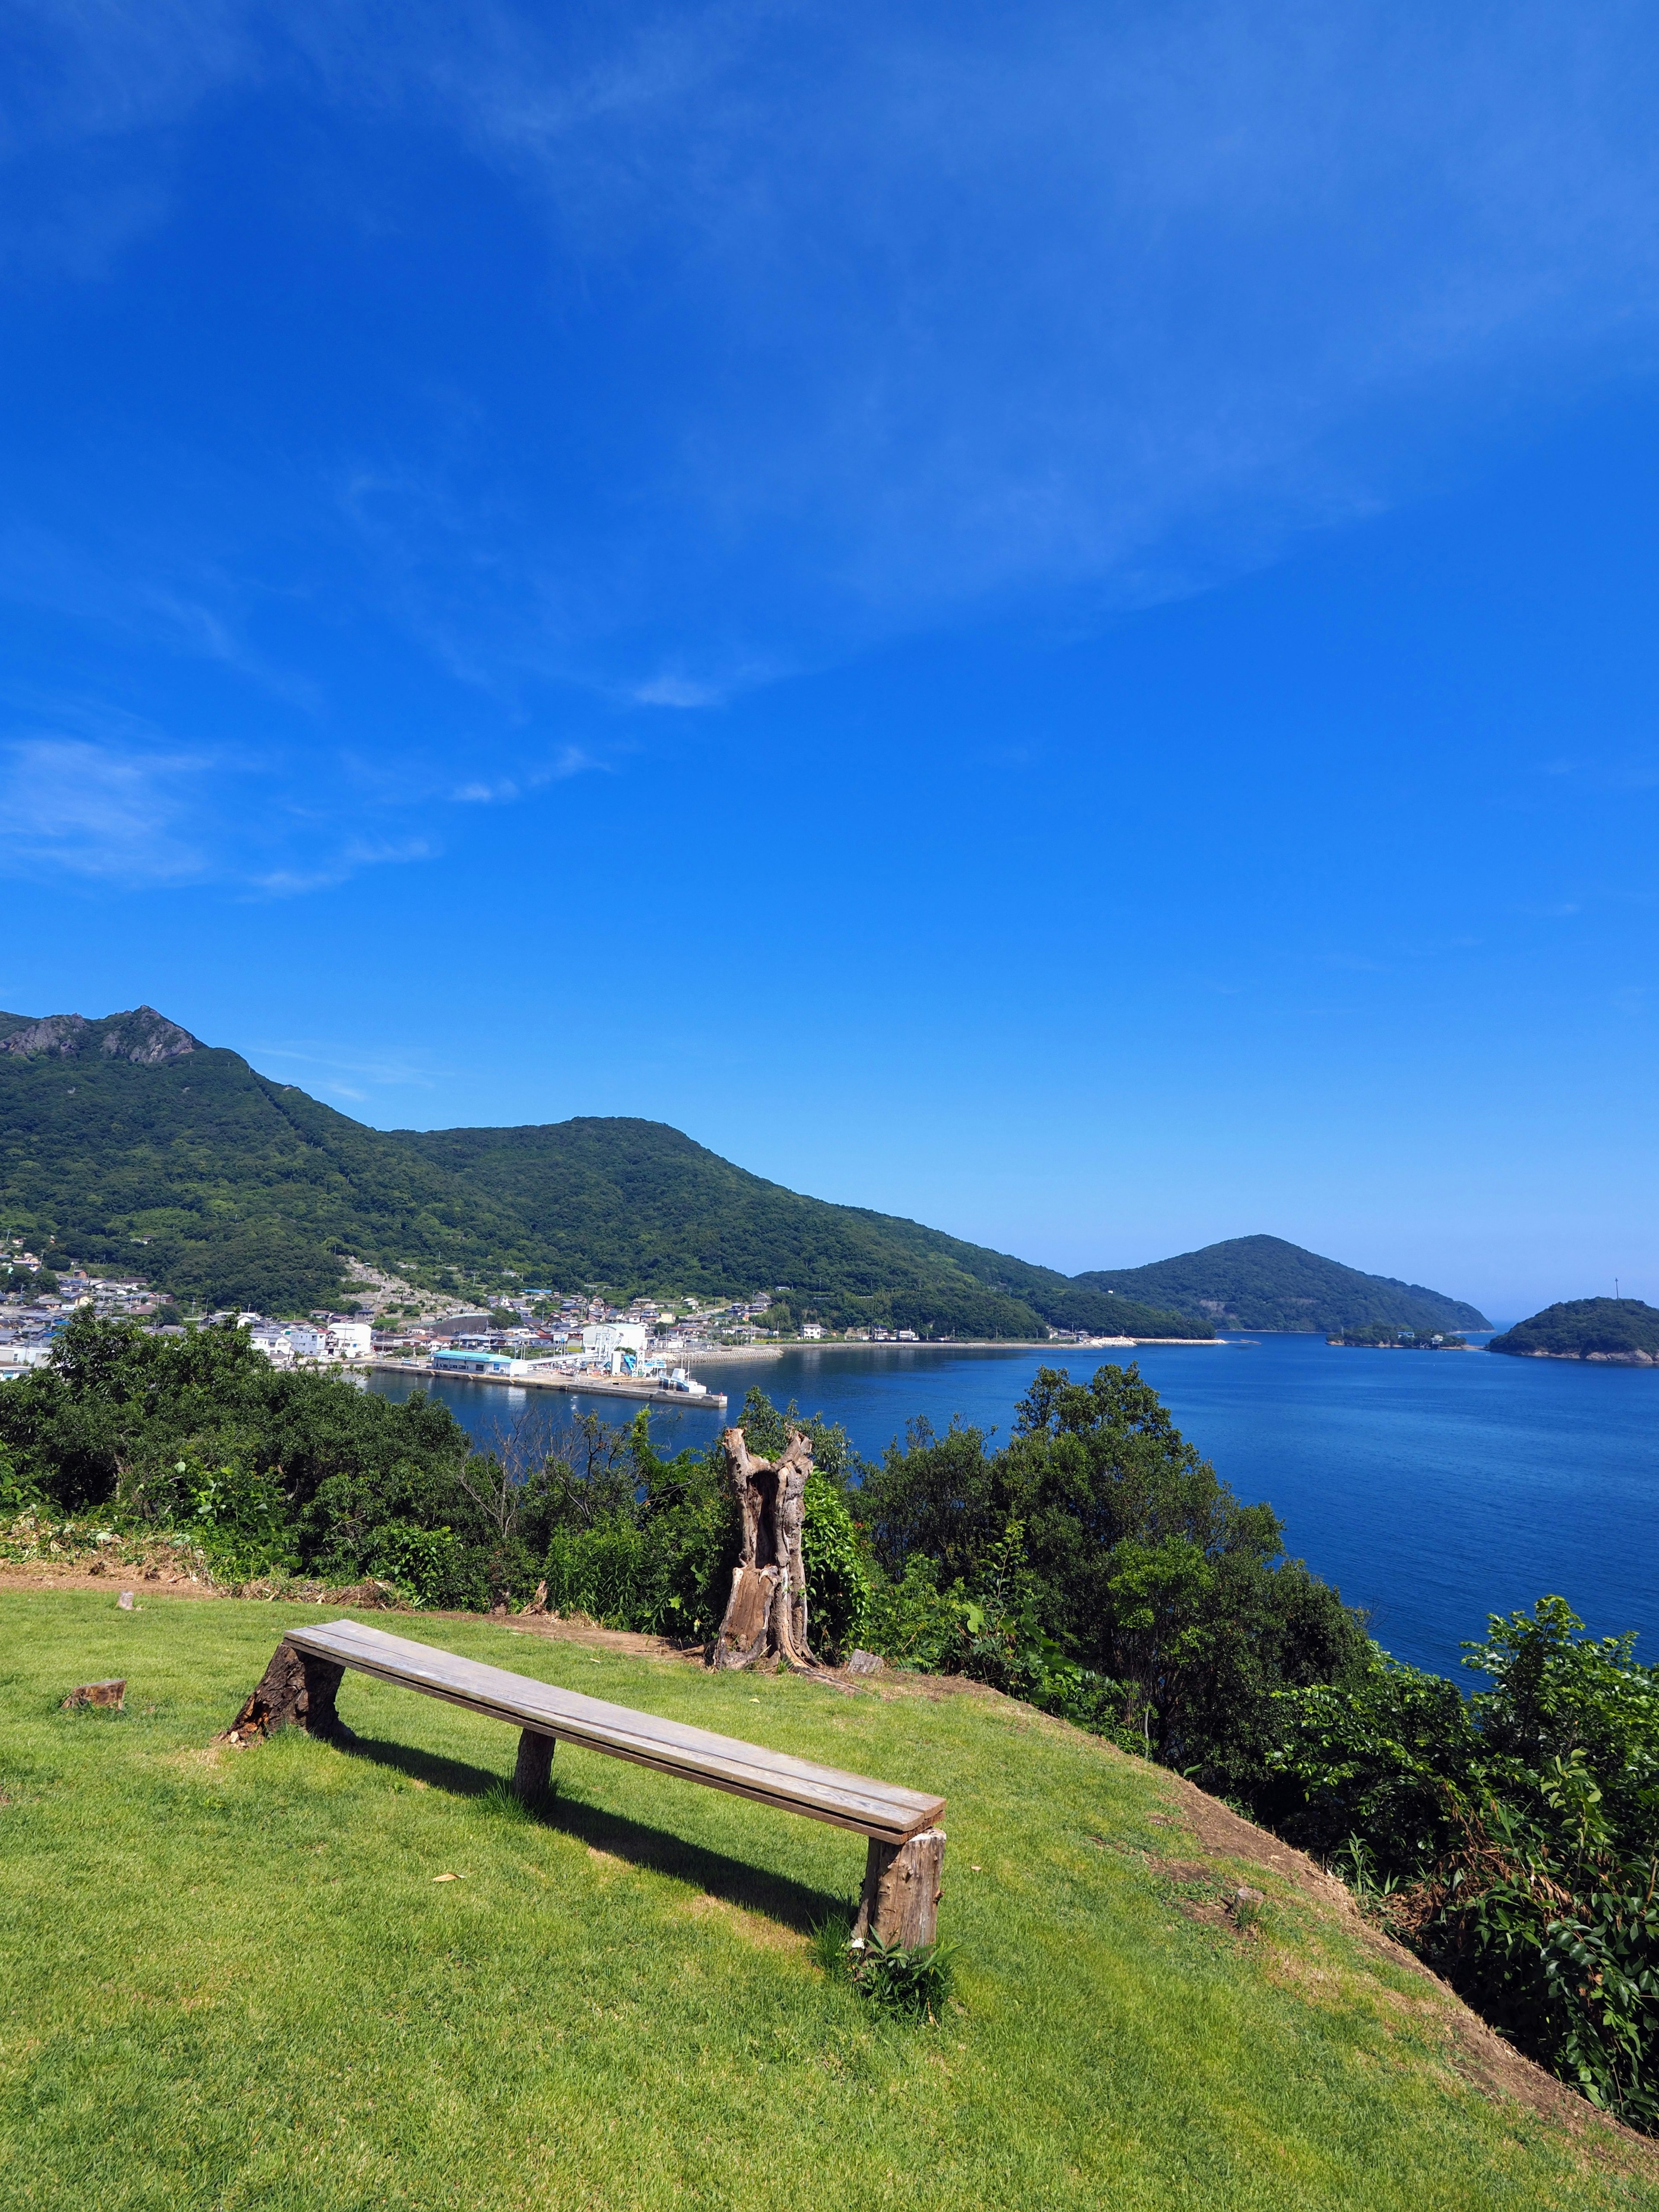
[430,1345,514,1376]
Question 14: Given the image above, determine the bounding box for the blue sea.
[371,1335,1659,1681]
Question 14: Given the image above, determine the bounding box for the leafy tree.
[859,1363,1366,1789]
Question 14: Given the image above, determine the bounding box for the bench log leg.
[223,1640,345,1743]
[512,1728,555,1806]
[850,1828,946,1950]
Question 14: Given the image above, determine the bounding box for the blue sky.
[3,2,1658,1319]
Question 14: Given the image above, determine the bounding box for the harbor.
[368,1356,727,1412]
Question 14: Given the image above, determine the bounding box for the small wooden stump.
[512,1728,555,1806]
[223,1639,345,1744]
[62,1679,125,1710]
[851,1828,946,1950]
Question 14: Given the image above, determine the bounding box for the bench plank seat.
[283,1619,945,1846]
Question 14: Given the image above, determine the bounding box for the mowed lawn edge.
[1,1589,1653,2212]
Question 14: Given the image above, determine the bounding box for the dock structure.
[369,1358,726,1412]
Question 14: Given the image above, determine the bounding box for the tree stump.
[850,1829,947,1950]
[711,1427,814,1670]
[222,1638,345,1743]
[512,1728,555,1806]
[62,1679,125,1710]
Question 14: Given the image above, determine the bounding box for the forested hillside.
[0,1006,1202,1333]
[1490,1297,1659,1361]
[1080,1233,1491,1334]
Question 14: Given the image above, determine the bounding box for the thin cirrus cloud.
[0,731,216,885]
[248,1041,442,1103]
[0,714,437,896]
[4,5,1659,762]
[308,1,1659,679]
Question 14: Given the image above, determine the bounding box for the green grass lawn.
[1,1591,1652,2212]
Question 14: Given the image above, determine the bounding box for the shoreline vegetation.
[2,1310,1656,2131]
[1326,1324,1469,1351]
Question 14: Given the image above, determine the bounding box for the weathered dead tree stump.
[512,1728,555,1805]
[62,1679,125,1710]
[850,1829,947,1950]
[711,1426,814,1670]
[222,1638,345,1744]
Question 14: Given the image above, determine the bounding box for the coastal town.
[0,1248,1118,1385]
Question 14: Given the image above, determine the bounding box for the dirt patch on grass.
[501,1615,699,1663]
[0,1558,219,1596]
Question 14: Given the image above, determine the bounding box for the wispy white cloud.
[629,676,728,709]
[246,835,437,899]
[356,0,1659,671]
[9,3,1659,715]
[448,747,594,803]
[0,527,322,709]
[0,693,446,894]
[0,728,215,884]
[248,1039,443,1092]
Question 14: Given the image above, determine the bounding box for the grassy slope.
[1079,1235,1492,1335]
[2,1593,1647,2212]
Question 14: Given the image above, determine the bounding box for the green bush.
[542,1518,648,1625]
[370,1521,463,1607]
[800,1472,870,1661]
[1269,1599,1659,2127]
[812,1913,956,2022]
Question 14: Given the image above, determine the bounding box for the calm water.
[371,1336,1659,1679]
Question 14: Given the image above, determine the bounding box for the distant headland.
[1489,1297,1659,1365]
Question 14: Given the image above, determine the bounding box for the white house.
[325,1322,374,1362]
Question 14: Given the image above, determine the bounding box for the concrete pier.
[369,1358,726,1412]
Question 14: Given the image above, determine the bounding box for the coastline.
[1497,1347,1659,1367]
[680,1333,1222,1363]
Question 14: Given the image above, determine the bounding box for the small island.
[1326,1323,1466,1349]
[1488,1297,1659,1365]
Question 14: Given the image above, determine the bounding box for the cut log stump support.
[512,1728,555,1806]
[850,1828,946,1950]
[62,1678,125,1710]
[223,1638,345,1743]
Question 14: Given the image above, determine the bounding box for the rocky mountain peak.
[0,1005,202,1066]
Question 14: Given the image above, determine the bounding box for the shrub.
[801,1472,871,1661]
[1270,1599,1659,2127]
[542,1517,647,1626]
[370,1520,463,1607]
[810,1913,957,2021]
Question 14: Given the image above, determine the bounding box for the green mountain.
[1076,1233,1490,1335]
[0,1006,1204,1337]
[1489,1298,1659,1363]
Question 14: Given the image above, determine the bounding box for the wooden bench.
[229,1619,947,1947]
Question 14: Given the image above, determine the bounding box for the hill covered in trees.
[0,1006,1202,1335]
[1489,1298,1659,1363]
[1078,1233,1490,1335]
